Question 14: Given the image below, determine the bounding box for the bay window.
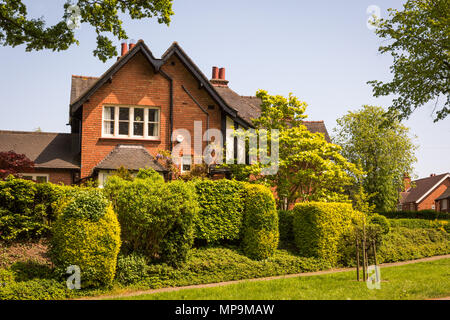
[102,106,160,139]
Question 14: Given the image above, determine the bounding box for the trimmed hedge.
[0,177,76,241]
[389,219,449,233]
[49,189,121,288]
[378,227,450,263]
[194,179,245,243]
[368,213,391,235]
[293,202,363,266]
[379,210,450,220]
[241,184,279,260]
[104,171,198,266]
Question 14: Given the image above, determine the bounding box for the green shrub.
[241,184,279,260]
[0,177,76,241]
[389,219,449,232]
[379,210,450,220]
[115,253,149,285]
[278,210,294,244]
[378,227,450,263]
[49,190,121,288]
[368,213,391,235]
[0,268,15,287]
[194,179,245,243]
[293,202,363,266]
[104,175,198,266]
[127,246,332,290]
[0,279,70,300]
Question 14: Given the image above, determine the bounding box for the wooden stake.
[362,224,366,281]
[356,236,360,281]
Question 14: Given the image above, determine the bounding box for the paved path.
[80,254,450,300]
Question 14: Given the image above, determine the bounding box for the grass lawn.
[114,258,450,300]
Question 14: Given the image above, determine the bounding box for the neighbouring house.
[0,40,330,186]
[399,173,450,212]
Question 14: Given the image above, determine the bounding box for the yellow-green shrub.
[293,202,363,266]
[241,184,279,260]
[49,190,121,288]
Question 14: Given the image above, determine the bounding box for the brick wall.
[21,168,74,185]
[80,52,222,178]
[417,177,450,211]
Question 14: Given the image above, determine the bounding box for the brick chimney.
[210,66,229,87]
[121,40,128,56]
[430,173,436,177]
[128,39,136,50]
[403,173,411,191]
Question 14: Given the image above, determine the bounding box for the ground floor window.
[20,174,49,183]
[181,155,192,173]
[442,199,448,211]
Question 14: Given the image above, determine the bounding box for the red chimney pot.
[219,67,226,80]
[129,39,136,50]
[121,41,128,56]
[212,66,219,79]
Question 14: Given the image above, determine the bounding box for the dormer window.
[102,106,160,140]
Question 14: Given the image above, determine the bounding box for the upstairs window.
[103,106,160,139]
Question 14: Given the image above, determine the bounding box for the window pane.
[148,109,158,122]
[103,120,114,135]
[119,107,129,120]
[119,122,129,135]
[36,176,48,183]
[134,108,144,122]
[148,123,158,137]
[104,107,115,120]
[133,122,143,136]
[22,176,33,180]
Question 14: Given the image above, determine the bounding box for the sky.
[0,0,448,179]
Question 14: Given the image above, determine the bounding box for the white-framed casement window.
[20,173,49,183]
[102,105,160,139]
[181,155,192,173]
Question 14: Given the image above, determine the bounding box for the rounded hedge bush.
[49,189,121,288]
[241,184,279,260]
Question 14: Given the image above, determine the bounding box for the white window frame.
[20,173,49,183]
[102,105,160,140]
[180,155,192,173]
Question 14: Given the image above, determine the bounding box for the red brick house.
[0,40,330,185]
[399,173,450,212]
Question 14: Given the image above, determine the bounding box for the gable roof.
[0,131,80,169]
[95,144,167,172]
[403,173,450,204]
[69,40,331,137]
[69,40,240,123]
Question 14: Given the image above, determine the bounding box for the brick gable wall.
[80,52,222,178]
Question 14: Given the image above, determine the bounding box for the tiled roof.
[70,75,98,104]
[436,187,450,201]
[95,145,167,172]
[0,131,80,169]
[403,173,450,203]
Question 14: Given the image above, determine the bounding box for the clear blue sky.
[0,0,448,179]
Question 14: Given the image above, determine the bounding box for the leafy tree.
[0,0,174,62]
[333,105,417,212]
[368,0,450,121]
[234,90,361,210]
[0,151,34,179]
